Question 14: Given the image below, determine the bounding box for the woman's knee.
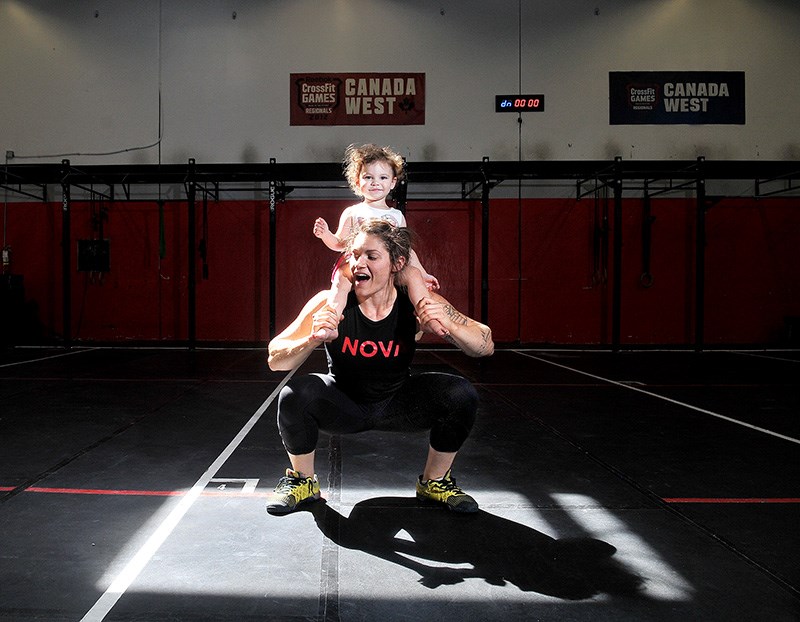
[427,375,479,451]
[280,374,329,405]
[277,375,329,429]
[443,375,479,417]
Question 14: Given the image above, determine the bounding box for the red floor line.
[30,487,183,496]
[1,485,268,498]
[664,497,800,504]
[6,486,798,504]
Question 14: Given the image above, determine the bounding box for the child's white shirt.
[348,203,406,229]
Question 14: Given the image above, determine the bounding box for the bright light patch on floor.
[88,485,692,611]
[395,552,475,571]
[93,494,192,592]
[551,493,694,602]
[395,528,414,542]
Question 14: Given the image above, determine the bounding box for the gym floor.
[0,346,798,621]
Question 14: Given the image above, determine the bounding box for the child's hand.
[424,273,440,291]
[313,218,330,239]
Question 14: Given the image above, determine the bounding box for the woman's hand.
[415,294,494,358]
[311,304,342,342]
[416,297,460,335]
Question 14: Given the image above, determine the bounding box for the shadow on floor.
[300,496,644,600]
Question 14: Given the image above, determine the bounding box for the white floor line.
[79,368,297,622]
[729,350,800,363]
[513,351,800,447]
[0,347,99,368]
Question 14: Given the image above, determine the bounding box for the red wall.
[3,195,798,346]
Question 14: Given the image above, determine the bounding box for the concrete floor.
[0,347,798,621]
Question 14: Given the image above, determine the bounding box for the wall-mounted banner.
[609,71,745,125]
[290,73,425,126]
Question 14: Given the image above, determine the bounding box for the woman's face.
[348,232,400,295]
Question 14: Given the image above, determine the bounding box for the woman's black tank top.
[325,288,417,403]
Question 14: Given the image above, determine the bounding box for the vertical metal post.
[61,159,72,349]
[268,158,277,339]
[611,156,623,351]
[480,160,490,326]
[396,157,408,214]
[187,158,197,348]
[695,156,706,351]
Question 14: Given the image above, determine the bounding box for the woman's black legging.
[276,372,479,456]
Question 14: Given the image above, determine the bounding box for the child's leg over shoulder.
[319,269,351,341]
[400,267,448,337]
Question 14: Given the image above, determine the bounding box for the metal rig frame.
[2,158,799,349]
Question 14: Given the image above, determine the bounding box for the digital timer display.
[495,94,545,112]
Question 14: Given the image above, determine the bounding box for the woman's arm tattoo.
[443,304,468,325]
[476,328,491,354]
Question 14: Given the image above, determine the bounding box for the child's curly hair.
[342,143,406,196]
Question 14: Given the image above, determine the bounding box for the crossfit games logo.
[295,76,341,116]
[626,83,659,111]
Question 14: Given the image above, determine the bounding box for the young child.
[313,143,447,340]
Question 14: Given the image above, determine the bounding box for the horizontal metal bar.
[2,159,799,201]
[0,183,47,201]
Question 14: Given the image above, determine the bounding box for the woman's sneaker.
[416,469,478,513]
[266,468,320,515]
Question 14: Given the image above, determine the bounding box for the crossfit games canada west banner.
[290,73,425,126]
[609,71,745,125]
